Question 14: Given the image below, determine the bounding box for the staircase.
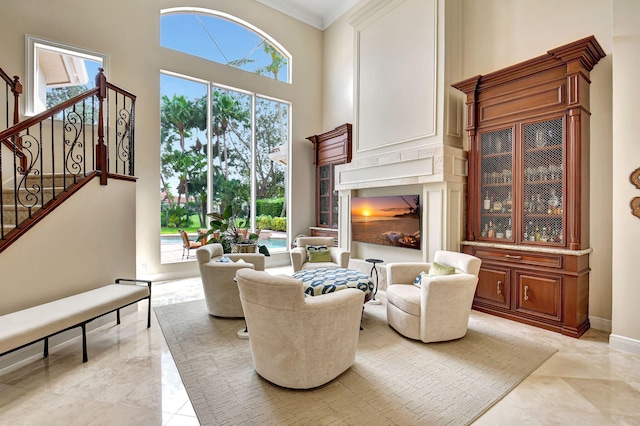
[0,66,136,253]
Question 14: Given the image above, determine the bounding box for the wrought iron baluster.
[50,115,56,200]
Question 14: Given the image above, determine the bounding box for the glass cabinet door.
[479,128,514,241]
[522,118,564,245]
[318,164,331,226]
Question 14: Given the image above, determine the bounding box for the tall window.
[161,8,290,83]
[26,36,106,115]
[159,9,290,263]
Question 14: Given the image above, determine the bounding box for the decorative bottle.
[484,192,491,211]
[540,226,549,242]
[548,188,560,214]
[529,222,536,241]
[493,198,503,212]
[535,194,545,213]
[505,219,512,239]
[504,191,512,213]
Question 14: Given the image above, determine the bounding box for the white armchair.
[196,244,265,317]
[290,236,350,272]
[235,268,363,389]
[385,250,481,343]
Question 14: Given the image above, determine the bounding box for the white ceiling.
[256,0,359,30]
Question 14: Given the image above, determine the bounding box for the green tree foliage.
[161,94,207,226]
[46,85,90,109]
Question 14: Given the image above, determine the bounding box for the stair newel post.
[11,75,22,126]
[95,68,108,185]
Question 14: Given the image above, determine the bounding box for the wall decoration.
[630,167,640,190]
[351,195,421,249]
[632,197,640,219]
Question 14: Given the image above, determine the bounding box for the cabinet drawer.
[476,267,510,309]
[473,248,563,269]
[515,272,562,321]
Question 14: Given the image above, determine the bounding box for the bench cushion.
[0,284,149,354]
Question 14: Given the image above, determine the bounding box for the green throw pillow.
[308,249,332,263]
[429,261,456,276]
[306,245,328,261]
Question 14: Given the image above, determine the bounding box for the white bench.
[0,278,151,363]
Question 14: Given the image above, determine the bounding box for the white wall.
[0,0,324,281]
[0,178,136,315]
[610,0,640,349]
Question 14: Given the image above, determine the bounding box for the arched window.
[161,8,291,83]
[159,9,291,264]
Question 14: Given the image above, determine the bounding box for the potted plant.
[198,204,270,256]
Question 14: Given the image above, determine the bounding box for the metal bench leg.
[147,298,151,328]
[81,323,88,363]
[44,337,49,358]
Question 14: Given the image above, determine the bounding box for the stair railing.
[0,68,136,246]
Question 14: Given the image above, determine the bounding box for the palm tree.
[161,94,206,209]
[211,90,250,180]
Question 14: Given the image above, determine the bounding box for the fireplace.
[334,145,468,263]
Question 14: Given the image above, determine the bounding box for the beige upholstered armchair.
[290,236,350,272]
[235,269,364,389]
[196,244,265,317]
[385,250,481,343]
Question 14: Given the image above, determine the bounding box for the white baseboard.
[589,316,612,332]
[609,334,640,355]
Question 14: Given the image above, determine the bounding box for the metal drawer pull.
[505,254,522,259]
[524,285,529,301]
[497,280,502,294]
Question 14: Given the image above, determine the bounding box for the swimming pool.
[161,234,288,250]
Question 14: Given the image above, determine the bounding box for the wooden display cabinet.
[453,36,605,338]
[306,124,352,245]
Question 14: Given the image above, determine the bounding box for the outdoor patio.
[161,231,287,264]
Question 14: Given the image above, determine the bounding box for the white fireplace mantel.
[335,144,467,191]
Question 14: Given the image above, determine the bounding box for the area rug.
[154,298,556,425]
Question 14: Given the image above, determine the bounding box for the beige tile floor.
[1,265,639,425]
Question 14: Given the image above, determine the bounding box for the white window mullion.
[206,83,213,218]
[250,94,257,232]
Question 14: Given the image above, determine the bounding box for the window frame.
[25,35,109,116]
[159,71,291,262]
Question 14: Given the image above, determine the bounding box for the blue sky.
[160,11,288,83]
